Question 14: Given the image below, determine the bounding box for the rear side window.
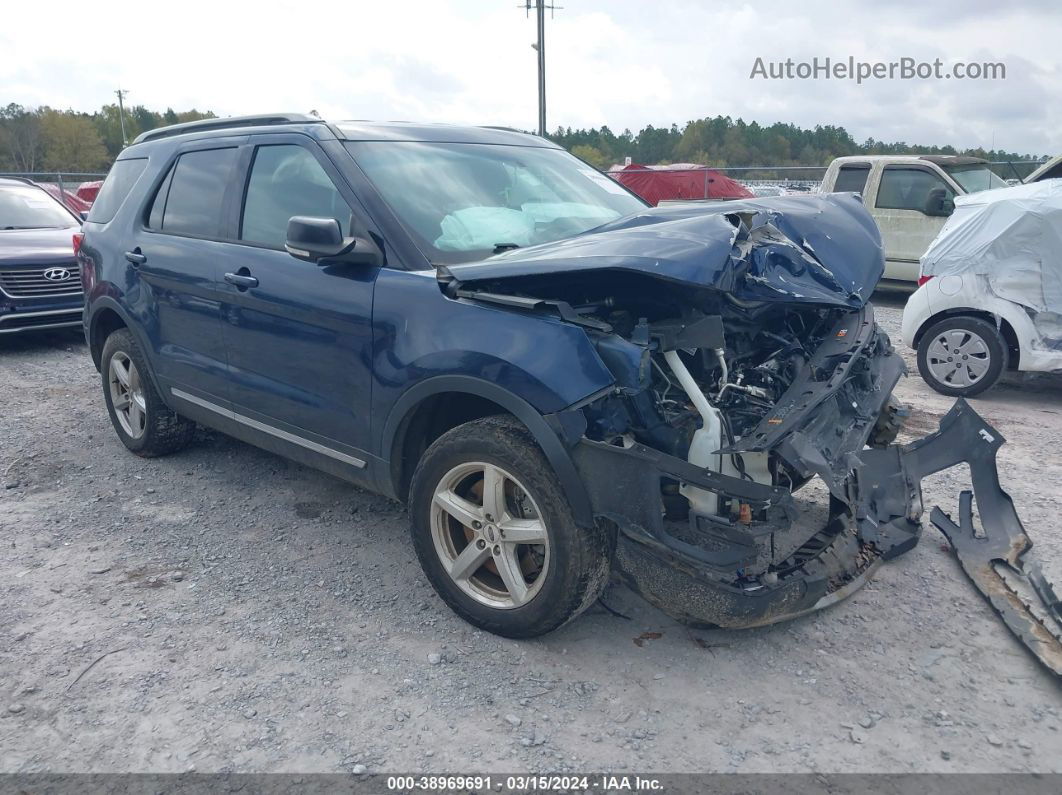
[240,145,351,249]
[834,164,870,195]
[149,148,237,238]
[86,158,147,223]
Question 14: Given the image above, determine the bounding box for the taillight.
[917,275,934,287]
[72,232,84,256]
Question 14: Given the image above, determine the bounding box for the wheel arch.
[380,376,594,528]
[85,298,170,399]
[913,308,1021,369]
[87,303,128,370]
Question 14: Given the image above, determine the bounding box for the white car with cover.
[902,179,1062,396]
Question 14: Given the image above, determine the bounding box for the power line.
[520,1,561,137]
[115,88,129,147]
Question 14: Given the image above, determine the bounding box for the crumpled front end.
[441,195,1059,674]
[563,302,921,629]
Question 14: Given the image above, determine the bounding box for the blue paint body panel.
[79,118,884,514]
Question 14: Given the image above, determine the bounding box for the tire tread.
[409,415,610,638]
[101,329,195,457]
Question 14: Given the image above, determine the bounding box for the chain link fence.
[609,160,1048,195]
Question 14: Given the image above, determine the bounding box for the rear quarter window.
[86,158,148,223]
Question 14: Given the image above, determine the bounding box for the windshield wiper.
[493,242,521,254]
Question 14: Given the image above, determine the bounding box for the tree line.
[0,103,215,174]
[1,103,1045,174]
[551,116,1043,170]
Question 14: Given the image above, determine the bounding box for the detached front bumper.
[573,399,1061,676]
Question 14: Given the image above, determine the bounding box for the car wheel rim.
[108,352,147,439]
[926,329,991,388]
[430,461,550,610]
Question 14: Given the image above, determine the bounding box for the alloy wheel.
[430,461,550,609]
[108,351,147,439]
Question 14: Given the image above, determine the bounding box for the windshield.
[345,141,646,265]
[942,164,1008,194]
[0,185,78,230]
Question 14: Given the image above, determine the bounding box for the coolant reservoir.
[682,417,724,515]
[664,349,772,517]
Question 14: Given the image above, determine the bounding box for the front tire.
[100,329,195,457]
[916,316,1007,397]
[409,416,610,638]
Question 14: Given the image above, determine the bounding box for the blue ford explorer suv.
[0,177,84,335]
[80,115,1051,664]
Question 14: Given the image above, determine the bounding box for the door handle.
[224,271,259,290]
[125,249,147,266]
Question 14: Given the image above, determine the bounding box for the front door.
[218,138,378,458]
[869,165,957,282]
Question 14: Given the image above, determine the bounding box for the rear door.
[126,141,243,404]
[867,165,957,282]
[216,135,378,458]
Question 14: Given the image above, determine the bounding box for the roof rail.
[479,125,529,134]
[132,113,323,145]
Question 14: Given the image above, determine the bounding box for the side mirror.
[284,216,382,266]
[924,188,955,217]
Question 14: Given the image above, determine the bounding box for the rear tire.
[917,316,1007,397]
[409,416,610,638]
[100,329,195,457]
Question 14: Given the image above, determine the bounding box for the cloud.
[0,0,1057,155]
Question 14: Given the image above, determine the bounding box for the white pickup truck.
[820,155,1008,284]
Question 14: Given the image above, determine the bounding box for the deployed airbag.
[435,206,536,251]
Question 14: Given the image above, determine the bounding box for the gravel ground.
[1,293,1060,774]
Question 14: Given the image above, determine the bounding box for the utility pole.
[522,1,560,137]
[116,88,129,147]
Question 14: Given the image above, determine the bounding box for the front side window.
[150,148,238,238]
[834,164,870,195]
[876,168,955,212]
[86,158,147,224]
[240,145,351,249]
[345,141,646,265]
[941,164,1008,194]
[0,184,80,229]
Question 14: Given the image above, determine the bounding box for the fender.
[380,374,596,528]
[84,296,171,401]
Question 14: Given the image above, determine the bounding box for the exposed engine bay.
[438,196,1062,676]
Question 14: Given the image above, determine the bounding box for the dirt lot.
[1,293,1060,774]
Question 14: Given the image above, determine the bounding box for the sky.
[2,0,1058,155]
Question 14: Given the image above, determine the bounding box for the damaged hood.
[442,193,884,308]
